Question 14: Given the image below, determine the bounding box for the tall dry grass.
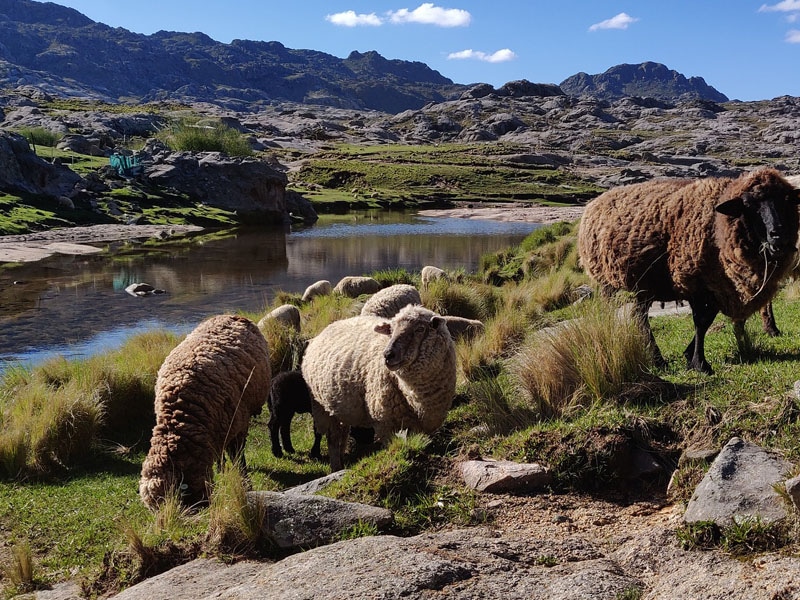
[511,298,654,419]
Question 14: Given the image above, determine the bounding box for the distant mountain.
[0,1,731,112]
[0,0,466,112]
[559,62,728,103]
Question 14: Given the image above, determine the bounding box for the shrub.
[161,120,253,156]
[17,127,62,148]
[511,298,654,419]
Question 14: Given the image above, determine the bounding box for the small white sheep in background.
[420,265,448,288]
[259,304,301,332]
[360,284,421,318]
[302,304,456,471]
[333,276,382,298]
[301,280,332,302]
[442,315,485,342]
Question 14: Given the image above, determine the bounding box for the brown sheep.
[139,314,271,510]
[578,168,800,374]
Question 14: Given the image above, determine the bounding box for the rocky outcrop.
[0,131,81,198]
[142,150,289,225]
[683,437,793,526]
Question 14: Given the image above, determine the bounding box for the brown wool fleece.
[139,314,271,510]
[577,168,799,321]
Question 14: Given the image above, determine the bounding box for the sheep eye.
[415,326,426,334]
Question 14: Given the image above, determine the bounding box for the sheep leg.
[327,422,350,472]
[684,298,719,374]
[268,412,284,458]
[760,302,780,337]
[309,431,323,460]
[280,419,296,454]
[633,295,666,368]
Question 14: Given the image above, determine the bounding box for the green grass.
[295,143,602,208]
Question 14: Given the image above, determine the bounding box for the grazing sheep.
[267,370,374,459]
[139,314,271,510]
[421,265,448,288]
[302,304,456,471]
[268,370,312,457]
[259,304,301,332]
[442,315,485,342]
[360,284,422,318]
[578,168,800,373]
[333,276,382,298]
[302,280,332,302]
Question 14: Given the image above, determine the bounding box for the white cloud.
[786,28,800,41]
[325,10,383,27]
[389,3,471,27]
[447,48,517,63]
[588,12,639,31]
[759,0,800,12]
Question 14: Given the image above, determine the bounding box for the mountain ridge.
[0,0,729,111]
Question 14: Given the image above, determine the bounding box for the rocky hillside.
[559,62,728,103]
[0,0,731,113]
[0,0,465,112]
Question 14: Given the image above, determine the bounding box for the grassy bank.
[4,221,800,595]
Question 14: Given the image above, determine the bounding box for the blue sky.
[49,1,800,101]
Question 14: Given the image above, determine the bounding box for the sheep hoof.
[687,358,714,375]
[271,447,284,458]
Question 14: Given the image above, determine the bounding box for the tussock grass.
[1,542,36,594]
[0,331,179,478]
[159,119,253,156]
[257,316,308,374]
[511,298,654,420]
[206,463,267,556]
[421,279,490,320]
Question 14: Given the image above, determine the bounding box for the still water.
[0,212,539,371]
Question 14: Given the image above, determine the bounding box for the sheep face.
[375,310,446,371]
[715,187,800,257]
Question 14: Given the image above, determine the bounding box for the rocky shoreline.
[0,223,202,263]
[0,204,579,264]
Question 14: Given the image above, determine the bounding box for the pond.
[0,211,540,371]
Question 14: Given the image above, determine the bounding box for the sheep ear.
[374,322,392,336]
[715,197,744,217]
[430,316,445,329]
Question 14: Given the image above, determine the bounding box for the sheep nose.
[383,346,402,369]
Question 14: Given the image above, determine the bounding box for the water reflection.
[0,212,538,370]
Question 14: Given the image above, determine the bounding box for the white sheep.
[360,284,421,318]
[333,276,382,298]
[301,304,456,471]
[442,315,485,342]
[421,265,448,288]
[258,304,301,332]
[139,314,271,510]
[301,280,332,302]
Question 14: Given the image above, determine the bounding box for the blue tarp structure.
[109,153,141,177]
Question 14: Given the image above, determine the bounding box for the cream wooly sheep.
[578,168,800,374]
[258,304,301,332]
[333,276,382,298]
[301,304,456,471]
[360,284,422,318]
[421,265,448,288]
[139,314,271,510]
[302,280,332,302]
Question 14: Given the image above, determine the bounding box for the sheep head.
[715,169,800,258]
[374,305,447,371]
